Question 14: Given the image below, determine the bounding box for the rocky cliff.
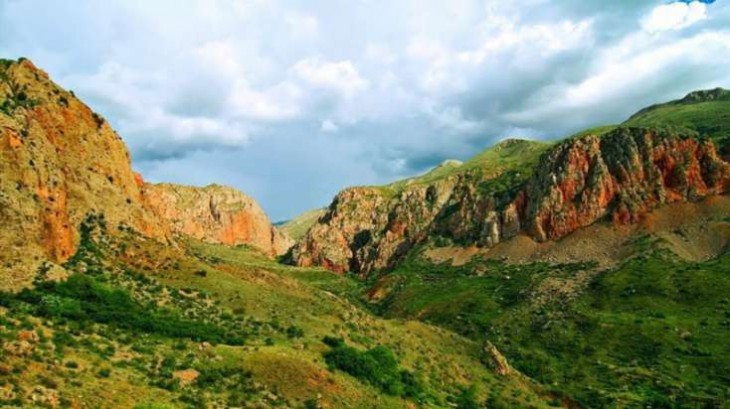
[292,128,730,276]
[0,58,292,290]
[291,139,550,274]
[143,183,292,255]
[0,58,166,290]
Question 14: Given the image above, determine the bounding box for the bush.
[14,273,243,345]
[454,386,479,409]
[286,325,304,339]
[322,338,424,398]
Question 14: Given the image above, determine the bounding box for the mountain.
[3,57,730,408]
[286,88,730,407]
[290,95,730,276]
[0,58,548,408]
[291,139,551,274]
[143,183,292,256]
[0,58,167,291]
[0,58,289,291]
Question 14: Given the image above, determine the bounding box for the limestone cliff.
[143,183,292,256]
[292,128,730,276]
[0,58,165,290]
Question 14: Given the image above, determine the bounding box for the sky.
[1,0,729,221]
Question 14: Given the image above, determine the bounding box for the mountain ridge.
[290,93,730,276]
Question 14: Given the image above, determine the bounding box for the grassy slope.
[350,90,730,407]
[0,219,551,409]
[383,139,552,194]
[278,208,327,241]
[364,227,730,408]
[623,89,730,147]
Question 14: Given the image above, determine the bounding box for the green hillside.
[362,233,730,407]
[278,208,327,241]
[385,139,552,192]
[624,88,730,146]
[0,215,550,408]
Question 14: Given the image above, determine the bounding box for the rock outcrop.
[291,139,547,274]
[521,128,730,241]
[292,129,730,276]
[0,58,166,290]
[143,183,292,256]
[0,58,292,290]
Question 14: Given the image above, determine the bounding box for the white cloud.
[406,17,594,94]
[229,79,304,121]
[320,119,339,133]
[426,105,484,133]
[195,41,241,78]
[285,12,319,38]
[506,30,730,129]
[291,57,369,98]
[642,1,708,34]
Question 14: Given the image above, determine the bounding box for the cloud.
[506,30,730,131]
[291,57,369,98]
[1,0,728,220]
[320,119,339,133]
[285,12,319,38]
[642,1,708,33]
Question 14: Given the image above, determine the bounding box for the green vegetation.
[624,88,730,145]
[322,336,426,400]
[0,59,38,116]
[368,242,730,407]
[10,273,244,345]
[384,139,551,195]
[278,207,327,241]
[0,214,549,408]
[566,124,618,140]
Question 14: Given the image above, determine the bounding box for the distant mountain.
[277,208,327,241]
[143,183,292,256]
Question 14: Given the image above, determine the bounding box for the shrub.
[322,338,424,398]
[14,273,243,345]
[286,325,304,339]
[454,386,479,409]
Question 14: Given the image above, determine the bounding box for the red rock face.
[1,59,294,290]
[522,129,730,241]
[293,128,730,276]
[143,183,293,256]
[0,59,167,289]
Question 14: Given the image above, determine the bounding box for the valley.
[1,55,729,409]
